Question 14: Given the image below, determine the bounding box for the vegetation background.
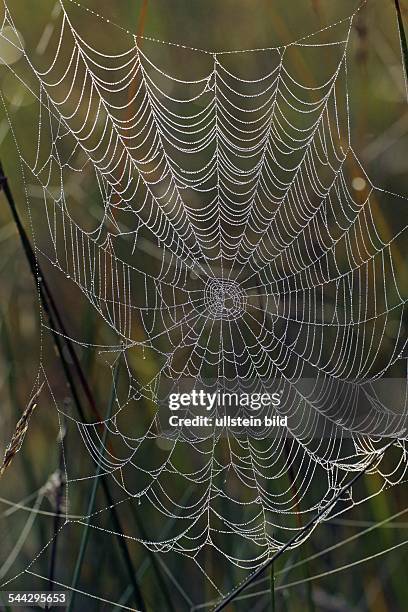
[0,0,407,610]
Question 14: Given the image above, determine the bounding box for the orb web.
[0,0,407,608]
[204,279,247,321]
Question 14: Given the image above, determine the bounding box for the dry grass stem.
[0,383,44,478]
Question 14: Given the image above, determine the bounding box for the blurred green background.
[0,1,407,610]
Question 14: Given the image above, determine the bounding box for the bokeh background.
[0,1,408,610]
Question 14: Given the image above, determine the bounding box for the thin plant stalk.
[0,164,146,611]
[394,0,408,101]
[213,439,395,611]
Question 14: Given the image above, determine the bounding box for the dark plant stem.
[213,439,395,611]
[0,165,102,424]
[0,164,146,612]
[394,0,408,101]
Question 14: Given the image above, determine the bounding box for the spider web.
[0,0,408,608]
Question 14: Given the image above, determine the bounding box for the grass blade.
[394,0,408,101]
